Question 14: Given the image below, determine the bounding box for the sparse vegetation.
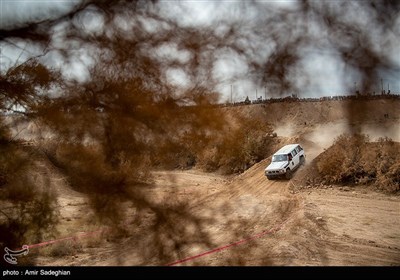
[0,138,59,254]
[49,240,83,257]
[313,134,400,193]
[196,114,275,174]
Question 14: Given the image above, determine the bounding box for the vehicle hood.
[265,161,289,171]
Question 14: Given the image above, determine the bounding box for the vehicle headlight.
[280,169,285,173]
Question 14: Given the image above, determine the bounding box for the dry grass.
[0,140,59,262]
[196,113,275,174]
[48,240,83,257]
[308,134,400,193]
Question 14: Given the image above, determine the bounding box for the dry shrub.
[45,142,148,194]
[197,113,274,174]
[316,134,369,183]
[83,233,105,249]
[150,138,196,170]
[149,99,226,171]
[4,0,398,264]
[374,139,400,193]
[42,141,148,228]
[49,240,83,257]
[0,140,59,265]
[197,146,220,172]
[315,134,399,193]
[28,74,231,264]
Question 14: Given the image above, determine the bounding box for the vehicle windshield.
[272,154,288,162]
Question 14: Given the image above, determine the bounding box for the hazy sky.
[1,0,399,101]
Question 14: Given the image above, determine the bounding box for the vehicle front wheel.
[300,156,305,166]
[285,169,292,180]
[267,175,273,180]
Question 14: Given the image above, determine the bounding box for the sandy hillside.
[22,98,400,266]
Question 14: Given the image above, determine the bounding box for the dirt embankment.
[225,98,400,128]
[32,165,400,266]
[10,98,400,266]
[222,99,399,166]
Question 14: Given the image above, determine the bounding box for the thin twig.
[0,209,11,221]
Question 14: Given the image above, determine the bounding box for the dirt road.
[31,159,400,266]
[27,100,400,266]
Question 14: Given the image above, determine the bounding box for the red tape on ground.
[166,219,289,266]
[23,218,289,266]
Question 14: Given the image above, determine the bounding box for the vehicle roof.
[274,144,300,155]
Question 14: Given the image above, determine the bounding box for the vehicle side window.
[295,147,300,153]
[292,150,297,157]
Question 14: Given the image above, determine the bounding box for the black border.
[1,266,398,278]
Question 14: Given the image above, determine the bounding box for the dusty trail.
[31,141,399,266]
[28,99,400,266]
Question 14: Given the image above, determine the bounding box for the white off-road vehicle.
[265,144,305,180]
